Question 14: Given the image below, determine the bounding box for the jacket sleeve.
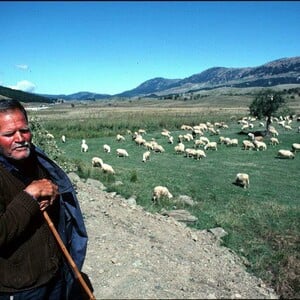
[0,191,40,248]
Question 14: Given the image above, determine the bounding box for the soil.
[68,173,279,299]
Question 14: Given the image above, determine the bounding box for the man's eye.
[19,129,30,134]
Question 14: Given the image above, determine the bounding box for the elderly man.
[0,99,88,299]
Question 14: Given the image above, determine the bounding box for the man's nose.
[14,130,25,141]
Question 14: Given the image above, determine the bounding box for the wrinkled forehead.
[0,109,29,130]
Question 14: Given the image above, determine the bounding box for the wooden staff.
[43,211,96,300]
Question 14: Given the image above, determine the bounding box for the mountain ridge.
[1,56,299,102]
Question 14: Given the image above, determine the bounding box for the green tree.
[249,89,285,132]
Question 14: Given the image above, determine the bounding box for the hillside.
[2,56,299,101]
[70,173,279,299]
[0,85,52,103]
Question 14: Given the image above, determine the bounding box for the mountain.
[1,56,299,101]
[116,56,300,97]
[0,85,52,103]
[41,91,110,101]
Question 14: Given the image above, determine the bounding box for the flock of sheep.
[60,114,299,200]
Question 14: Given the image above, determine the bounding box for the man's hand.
[24,179,59,211]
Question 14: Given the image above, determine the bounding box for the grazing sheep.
[269,137,279,146]
[277,149,295,159]
[134,136,146,146]
[152,186,173,203]
[61,135,66,143]
[116,148,129,157]
[116,134,126,142]
[103,144,111,153]
[184,148,196,158]
[253,140,267,151]
[242,140,255,150]
[174,142,185,154]
[46,133,54,139]
[194,149,206,160]
[235,173,250,189]
[194,139,206,148]
[144,141,154,151]
[153,144,165,153]
[142,151,151,162]
[168,136,174,144]
[138,129,147,135]
[291,143,300,152]
[204,141,218,151]
[161,131,171,138]
[100,162,115,174]
[81,140,88,152]
[92,157,103,167]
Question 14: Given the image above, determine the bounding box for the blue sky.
[1,1,299,95]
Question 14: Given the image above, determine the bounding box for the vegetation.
[29,88,300,299]
[0,85,52,103]
[249,89,287,131]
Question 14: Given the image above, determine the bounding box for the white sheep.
[153,144,165,153]
[277,149,295,159]
[168,136,174,144]
[116,134,126,142]
[204,141,218,151]
[242,140,255,150]
[235,173,250,189]
[291,143,300,152]
[194,149,206,160]
[100,162,115,174]
[92,157,103,167]
[174,142,185,154]
[103,144,111,153]
[61,135,66,143]
[116,148,129,157]
[253,140,267,151]
[269,137,279,146]
[142,151,151,162]
[81,140,88,152]
[152,186,173,203]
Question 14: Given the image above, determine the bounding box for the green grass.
[30,101,300,298]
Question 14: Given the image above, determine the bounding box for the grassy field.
[28,95,300,298]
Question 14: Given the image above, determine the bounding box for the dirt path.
[69,173,278,299]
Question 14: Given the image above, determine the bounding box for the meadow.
[28,96,300,298]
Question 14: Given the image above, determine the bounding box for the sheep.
[153,144,165,153]
[92,157,103,167]
[226,138,239,147]
[168,136,174,144]
[116,134,126,142]
[103,144,111,153]
[291,143,300,152]
[194,149,206,160]
[100,162,116,174]
[269,137,279,146]
[81,140,88,152]
[235,173,250,189]
[242,140,255,150]
[253,140,267,151]
[277,149,295,159]
[116,148,129,157]
[174,142,185,154]
[204,141,218,151]
[61,135,66,143]
[46,133,54,139]
[144,141,154,151]
[161,131,171,138]
[184,148,196,158]
[138,129,147,135]
[194,139,206,148]
[134,136,146,146]
[152,186,173,203]
[142,151,151,162]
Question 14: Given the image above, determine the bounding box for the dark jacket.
[0,145,88,296]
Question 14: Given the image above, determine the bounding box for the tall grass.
[30,102,300,298]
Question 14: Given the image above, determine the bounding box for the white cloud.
[9,80,36,93]
[15,64,29,71]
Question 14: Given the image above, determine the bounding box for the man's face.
[0,109,32,160]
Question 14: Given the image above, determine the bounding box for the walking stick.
[43,211,96,300]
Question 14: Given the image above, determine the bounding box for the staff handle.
[43,211,96,300]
